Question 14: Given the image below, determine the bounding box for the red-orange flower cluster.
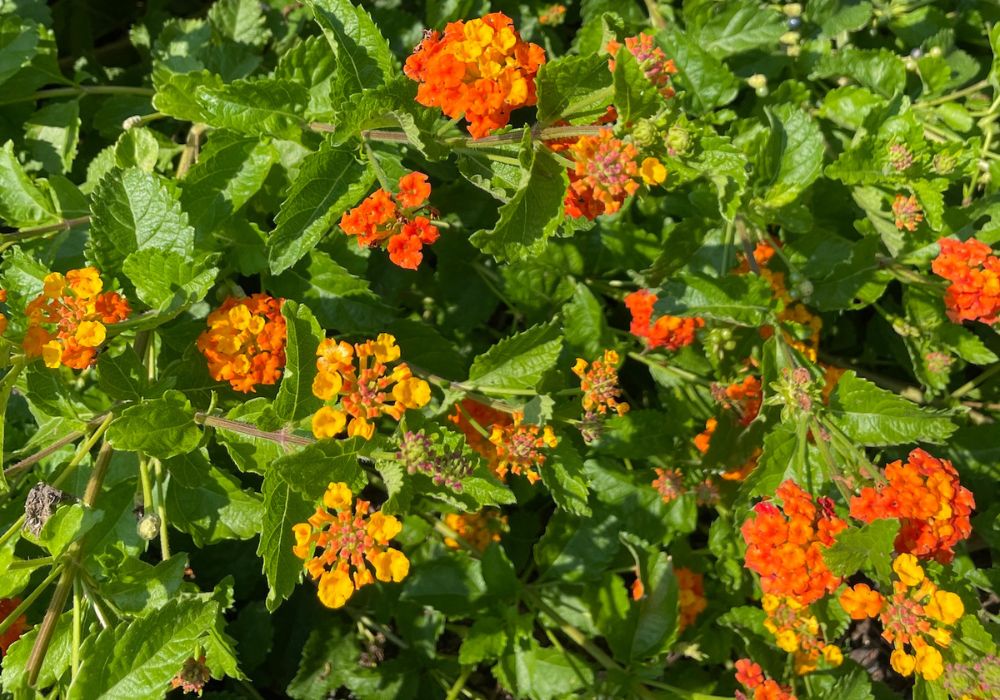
[892,194,923,231]
[734,659,797,700]
[564,129,641,219]
[694,375,763,481]
[340,172,440,270]
[741,480,847,605]
[0,597,26,656]
[403,13,545,138]
[624,289,703,351]
[606,34,677,97]
[676,568,707,631]
[931,237,1000,325]
[850,449,975,563]
[23,267,130,370]
[197,294,286,393]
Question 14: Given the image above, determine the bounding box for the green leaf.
[807,236,893,311]
[25,100,80,175]
[656,272,774,326]
[151,68,225,123]
[827,371,957,446]
[496,639,593,700]
[401,555,486,615]
[89,167,195,272]
[180,131,277,237]
[468,322,563,391]
[469,137,567,262]
[107,390,202,460]
[39,503,101,556]
[613,47,664,123]
[97,347,150,402]
[0,16,39,88]
[620,552,679,661]
[758,104,825,209]
[458,616,507,664]
[823,519,900,584]
[545,442,591,517]
[267,146,373,274]
[695,6,786,57]
[561,282,610,360]
[990,24,1000,91]
[113,127,160,172]
[122,249,217,314]
[208,0,269,47]
[741,422,799,498]
[0,139,57,226]
[165,449,264,546]
[655,27,739,114]
[813,47,906,98]
[215,398,285,475]
[195,78,308,139]
[273,300,324,424]
[306,0,394,94]
[69,596,226,699]
[536,53,613,124]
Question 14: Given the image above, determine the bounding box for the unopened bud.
[929,46,942,58]
[137,513,161,541]
[780,31,800,45]
[632,119,658,147]
[665,125,690,156]
[747,74,768,90]
[122,115,143,130]
[783,3,802,17]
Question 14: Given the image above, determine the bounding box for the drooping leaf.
[194,78,308,139]
[306,0,394,94]
[656,272,775,326]
[758,104,825,209]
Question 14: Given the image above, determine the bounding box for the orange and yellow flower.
[404,13,546,138]
[931,237,1000,325]
[339,172,440,270]
[605,34,677,97]
[564,129,641,219]
[850,449,975,563]
[197,294,286,393]
[292,482,409,609]
[734,658,797,700]
[676,568,707,632]
[310,333,431,440]
[624,288,703,351]
[23,267,130,370]
[762,594,843,675]
[443,510,507,551]
[892,194,924,231]
[488,411,557,484]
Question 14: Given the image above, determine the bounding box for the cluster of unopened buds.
[931,237,1000,325]
[292,482,409,609]
[840,554,964,680]
[443,509,507,551]
[488,411,558,484]
[606,33,677,98]
[311,334,431,440]
[941,654,1000,699]
[892,193,924,231]
[850,448,975,563]
[23,267,130,370]
[404,13,546,138]
[395,430,475,492]
[624,288,703,351]
[339,172,440,270]
[170,656,211,695]
[741,480,847,605]
[762,594,843,675]
[197,294,286,392]
[572,349,628,442]
[651,468,718,507]
[734,659,797,700]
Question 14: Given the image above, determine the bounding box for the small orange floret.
[931,237,1000,325]
[676,568,707,631]
[624,289,703,351]
[404,13,546,138]
[839,584,884,620]
[197,294,286,393]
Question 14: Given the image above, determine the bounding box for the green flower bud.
[783,3,802,17]
[138,513,161,541]
[666,125,691,156]
[780,31,800,45]
[632,119,659,147]
[933,152,956,175]
[747,74,768,90]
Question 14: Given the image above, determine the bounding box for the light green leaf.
[545,442,590,517]
[107,390,202,460]
[0,139,57,226]
[813,47,906,98]
[655,27,739,114]
[89,167,195,272]
[562,282,610,360]
[695,6,786,57]
[536,53,613,124]
[208,0,269,47]
[267,146,373,274]
[195,78,308,139]
[459,617,507,664]
[468,322,563,391]
[151,67,224,123]
[496,640,593,700]
[122,248,217,313]
[273,300,324,424]
[306,0,394,94]
[827,371,957,446]
[25,100,79,175]
[0,15,38,87]
[656,272,774,326]
[823,519,899,584]
[613,47,664,124]
[113,127,160,172]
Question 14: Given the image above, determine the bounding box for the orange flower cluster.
[606,34,677,97]
[448,399,511,471]
[892,194,924,231]
[339,172,440,270]
[0,597,26,655]
[443,510,507,551]
[170,656,210,695]
[624,289,703,351]
[734,659,797,700]
[292,482,409,609]
[676,568,707,631]
[572,350,629,417]
[839,554,964,680]
[931,237,1000,325]
[652,468,684,504]
[564,129,641,219]
[762,594,843,675]
[850,449,975,563]
[694,375,763,480]
[23,268,130,370]
[311,334,431,441]
[488,411,558,484]
[741,480,847,605]
[403,13,546,138]
[197,294,285,393]
[538,4,566,26]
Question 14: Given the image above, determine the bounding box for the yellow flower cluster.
[762,594,843,675]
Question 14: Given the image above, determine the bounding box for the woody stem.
[194,413,315,446]
[0,216,91,244]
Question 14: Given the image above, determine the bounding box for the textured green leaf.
[151,67,224,123]
[180,131,276,236]
[536,53,613,124]
[215,398,286,475]
[656,272,774,326]
[0,16,38,87]
[195,78,308,138]
[122,249,217,313]
[458,617,507,664]
[468,322,563,391]
[496,640,593,700]
[107,390,202,459]
[113,127,159,172]
[267,146,373,274]
[655,27,739,114]
[306,0,394,94]
[758,104,825,209]
[562,282,611,359]
[613,47,664,123]
[813,47,906,98]
[0,139,57,226]
[97,347,150,403]
[273,300,324,424]
[827,371,957,446]
[469,137,567,262]
[89,167,195,272]
[622,552,679,661]
[274,35,339,117]
[802,236,893,311]
[823,519,899,584]
[166,449,264,546]
[545,442,591,517]
[25,100,79,175]
[208,0,269,47]
[695,6,786,57]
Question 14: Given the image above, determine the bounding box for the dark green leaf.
[273,300,324,424]
[468,321,563,391]
[536,53,613,124]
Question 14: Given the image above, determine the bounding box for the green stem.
[0,216,90,247]
[5,411,111,480]
[445,666,474,700]
[0,85,154,106]
[627,351,711,386]
[951,361,1000,399]
[0,515,25,550]
[194,413,314,446]
[363,138,393,192]
[72,578,82,678]
[8,556,54,571]
[153,458,170,559]
[914,79,991,108]
[52,413,115,490]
